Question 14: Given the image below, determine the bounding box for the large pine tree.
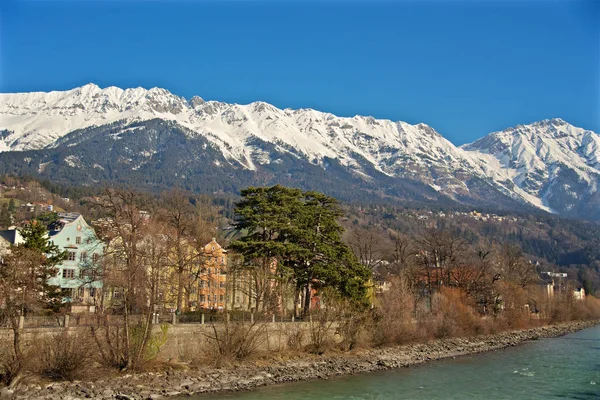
[231,185,370,315]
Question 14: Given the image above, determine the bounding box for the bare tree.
[348,226,389,273]
[0,248,47,386]
[387,231,416,278]
[496,244,538,288]
[413,228,467,298]
[90,187,166,371]
[160,189,196,313]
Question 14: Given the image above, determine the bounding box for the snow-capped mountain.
[1,84,598,219]
[464,118,600,218]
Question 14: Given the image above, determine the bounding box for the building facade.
[47,214,104,312]
[192,238,228,310]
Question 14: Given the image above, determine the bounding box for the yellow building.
[188,238,228,310]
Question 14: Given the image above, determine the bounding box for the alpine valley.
[0,84,598,220]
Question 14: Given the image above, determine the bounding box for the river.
[199,324,600,400]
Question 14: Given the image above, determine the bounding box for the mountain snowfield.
[1,84,599,219]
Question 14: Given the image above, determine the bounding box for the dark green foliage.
[0,204,11,228]
[231,186,371,312]
[19,221,67,266]
[7,198,16,214]
[18,221,68,310]
[35,212,60,228]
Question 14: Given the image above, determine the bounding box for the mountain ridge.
[1,84,598,220]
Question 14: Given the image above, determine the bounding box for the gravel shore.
[2,320,598,400]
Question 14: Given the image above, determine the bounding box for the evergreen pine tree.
[19,220,69,308]
[0,203,11,228]
[7,198,16,214]
[231,185,371,315]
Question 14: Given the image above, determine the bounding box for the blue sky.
[1,0,598,144]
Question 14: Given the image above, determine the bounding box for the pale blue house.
[47,214,104,312]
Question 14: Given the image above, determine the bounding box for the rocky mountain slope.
[464,119,600,218]
[0,84,598,219]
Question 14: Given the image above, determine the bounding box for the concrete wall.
[0,321,322,363]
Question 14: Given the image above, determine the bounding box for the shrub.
[0,347,23,387]
[572,296,600,320]
[285,324,306,352]
[204,319,268,366]
[430,287,486,338]
[36,331,93,381]
[307,309,336,354]
[90,319,169,371]
[371,278,418,345]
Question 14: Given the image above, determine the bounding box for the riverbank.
[2,320,598,400]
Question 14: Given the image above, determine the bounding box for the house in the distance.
[573,287,586,301]
[0,227,24,260]
[47,214,104,313]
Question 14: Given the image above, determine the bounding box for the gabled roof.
[49,214,94,237]
[204,238,227,253]
[0,229,21,245]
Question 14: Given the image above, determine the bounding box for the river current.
[201,324,600,400]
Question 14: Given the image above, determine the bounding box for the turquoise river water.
[200,324,600,400]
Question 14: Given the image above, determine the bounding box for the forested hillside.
[2,175,598,294]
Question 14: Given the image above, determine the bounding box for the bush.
[429,287,486,338]
[307,309,336,354]
[284,324,306,352]
[572,296,600,320]
[204,319,268,366]
[90,319,169,371]
[0,347,23,387]
[336,310,369,351]
[371,278,418,345]
[36,331,93,381]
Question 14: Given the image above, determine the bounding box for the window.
[62,269,75,279]
[92,253,100,263]
[208,267,212,274]
[200,281,206,288]
[86,238,91,244]
[67,252,76,261]
[77,287,84,298]
[207,280,211,288]
[219,295,224,302]
[221,256,225,264]
[75,237,81,244]
[213,294,217,301]
[89,288,96,298]
[200,295,205,302]
[219,281,225,288]
[80,252,87,262]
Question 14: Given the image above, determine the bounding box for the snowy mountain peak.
[79,82,101,92]
[1,83,599,219]
[464,119,600,215]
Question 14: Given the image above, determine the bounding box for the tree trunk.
[123,291,132,371]
[303,277,312,317]
[176,267,184,313]
[7,317,24,388]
